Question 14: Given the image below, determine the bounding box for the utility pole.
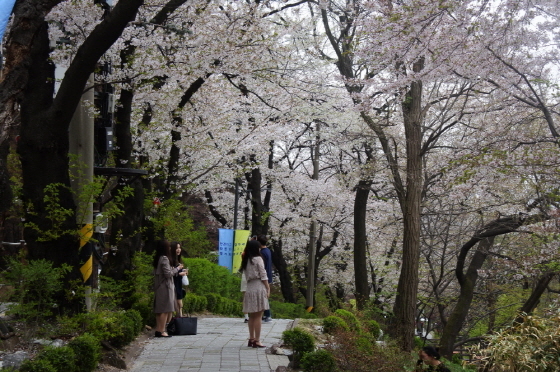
[69,75,95,311]
[306,121,320,311]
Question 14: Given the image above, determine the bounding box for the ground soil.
[94,328,151,372]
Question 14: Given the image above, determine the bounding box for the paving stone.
[130,318,292,372]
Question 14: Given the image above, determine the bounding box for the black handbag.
[167,315,197,335]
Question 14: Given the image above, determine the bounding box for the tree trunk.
[271,238,295,303]
[439,237,494,359]
[438,213,546,359]
[0,0,63,220]
[18,21,79,265]
[514,272,557,324]
[391,59,424,352]
[354,179,371,310]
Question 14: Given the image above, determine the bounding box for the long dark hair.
[240,240,262,272]
[422,346,441,360]
[152,239,171,268]
[170,242,182,267]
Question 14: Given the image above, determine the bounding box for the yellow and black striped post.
[79,223,94,286]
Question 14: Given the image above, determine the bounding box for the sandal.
[155,331,172,338]
[252,340,266,348]
[248,339,255,347]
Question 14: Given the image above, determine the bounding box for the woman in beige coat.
[153,240,183,337]
[240,239,270,348]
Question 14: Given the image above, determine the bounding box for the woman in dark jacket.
[170,242,188,317]
[153,240,182,337]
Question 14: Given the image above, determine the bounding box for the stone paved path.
[130,317,292,372]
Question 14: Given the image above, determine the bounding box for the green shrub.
[364,320,380,339]
[325,331,414,371]
[205,293,219,312]
[109,310,142,348]
[470,312,560,372]
[300,349,336,372]
[19,358,56,372]
[131,301,153,327]
[413,336,424,349]
[355,334,374,354]
[334,309,361,332]
[127,308,144,334]
[36,346,77,372]
[322,316,349,334]
[282,327,315,367]
[58,309,141,348]
[270,301,317,320]
[183,293,208,313]
[3,258,70,321]
[183,258,241,300]
[67,333,101,372]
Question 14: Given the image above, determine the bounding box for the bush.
[19,358,57,372]
[68,333,101,372]
[300,349,336,372]
[270,301,317,320]
[282,327,315,367]
[184,258,241,300]
[184,293,208,313]
[470,312,560,372]
[131,301,154,327]
[58,309,141,348]
[109,309,142,348]
[205,293,219,312]
[364,320,381,339]
[324,330,414,372]
[36,346,77,372]
[3,258,70,321]
[334,309,361,332]
[322,316,349,334]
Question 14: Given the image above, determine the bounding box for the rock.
[3,350,29,369]
[101,348,127,370]
[33,338,65,347]
[270,345,290,355]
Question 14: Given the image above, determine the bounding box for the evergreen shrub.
[334,309,361,332]
[282,327,315,366]
[19,358,56,372]
[36,346,77,372]
[205,293,219,312]
[300,349,336,372]
[131,301,153,327]
[270,301,317,320]
[184,293,207,313]
[322,315,349,334]
[109,309,142,348]
[67,333,101,372]
[3,258,70,321]
[184,258,241,300]
[58,309,141,348]
[364,320,381,339]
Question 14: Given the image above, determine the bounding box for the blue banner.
[218,228,234,272]
[0,0,16,42]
